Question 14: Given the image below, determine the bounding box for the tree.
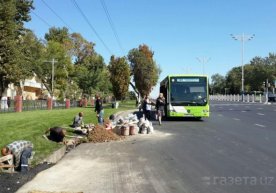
[45,27,72,49]
[17,30,45,94]
[0,0,34,96]
[70,33,111,97]
[71,32,95,64]
[15,0,33,35]
[223,53,276,94]
[225,67,242,94]
[33,41,72,97]
[75,54,109,96]
[246,53,276,92]
[210,73,226,94]
[108,56,130,100]
[128,44,160,98]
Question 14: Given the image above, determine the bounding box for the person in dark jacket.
[45,127,66,143]
[95,94,104,124]
[143,95,151,120]
[155,93,165,125]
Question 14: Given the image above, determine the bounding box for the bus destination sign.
[173,78,200,82]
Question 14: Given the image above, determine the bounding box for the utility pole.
[230,33,255,102]
[45,59,58,96]
[196,57,210,75]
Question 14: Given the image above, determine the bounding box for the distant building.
[1,76,47,100]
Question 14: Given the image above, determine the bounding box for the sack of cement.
[125,114,138,122]
[138,117,145,128]
[147,125,154,134]
[144,120,150,128]
[140,124,147,134]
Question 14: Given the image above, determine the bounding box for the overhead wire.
[100,0,124,53]
[40,0,75,32]
[71,0,113,55]
[31,11,52,28]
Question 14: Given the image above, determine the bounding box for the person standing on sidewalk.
[95,94,104,125]
[155,93,165,125]
[1,140,34,172]
[143,95,152,120]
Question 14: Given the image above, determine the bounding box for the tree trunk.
[129,82,141,106]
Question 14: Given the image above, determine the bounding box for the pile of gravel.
[87,125,123,143]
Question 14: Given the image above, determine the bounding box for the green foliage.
[0,0,33,95]
[67,33,112,97]
[45,27,70,44]
[108,56,130,100]
[96,67,112,96]
[225,67,242,94]
[246,53,276,91]
[74,53,110,96]
[15,0,33,33]
[20,31,44,77]
[210,73,226,94]
[222,53,276,94]
[71,32,95,64]
[127,91,137,100]
[128,44,160,97]
[32,41,72,97]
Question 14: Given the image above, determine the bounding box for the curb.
[44,145,66,164]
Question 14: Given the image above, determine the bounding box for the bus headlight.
[202,110,209,113]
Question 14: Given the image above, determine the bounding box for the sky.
[25,0,276,97]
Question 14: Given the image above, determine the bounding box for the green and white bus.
[160,74,210,119]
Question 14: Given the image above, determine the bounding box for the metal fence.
[210,94,267,103]
[0,99,81,113]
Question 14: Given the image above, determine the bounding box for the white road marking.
[257,113,265,116]
[218,114,223,117]
[241,111,247,113]
[233,118,240,121]
[257,108,263,110]
[229,109,233,110]
[254,124,266,128]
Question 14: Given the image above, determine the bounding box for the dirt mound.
[87,125,123,143]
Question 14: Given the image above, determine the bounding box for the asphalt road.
[17,101,276,193]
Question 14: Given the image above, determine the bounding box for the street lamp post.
[230,33,255,102]
[45,58,58,96]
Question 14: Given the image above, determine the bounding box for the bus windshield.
[170,77,207,106]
